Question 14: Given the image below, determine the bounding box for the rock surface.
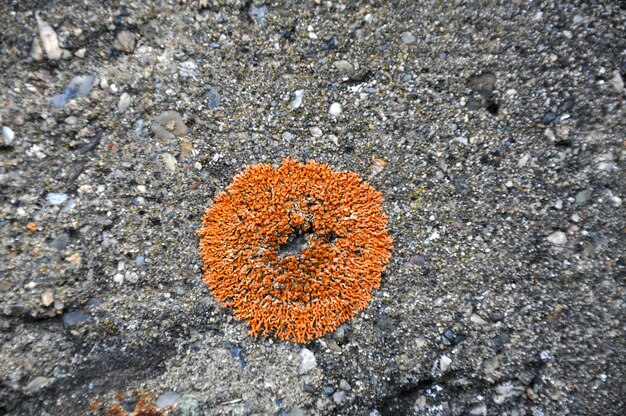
[0,2,624,415]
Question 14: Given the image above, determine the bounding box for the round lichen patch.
[198,158,393,343]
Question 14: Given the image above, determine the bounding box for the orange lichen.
[104,391,167,416]
[27,222,37,232]
[198,158,393,343]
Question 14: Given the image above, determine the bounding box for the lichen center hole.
[278,229,312,258]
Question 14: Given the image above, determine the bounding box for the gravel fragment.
[339,379,351,391]
[49,233,69,250]
[609,70,624,92]
[205,86,221,109]
[35,13,66,60]
[299,348,316,374]
[2,126,14,144]
[329,102,342,117]
[46,192,68,205]
[51,75,95,108]
[151,111,188,140]
[547,231,567,245]
[401,32,416,44]
[156,391,180,408]
[291,89,305,109]
[22,377,55,395]
[113,30,137,52]
[542,112,556,125]
[62,310,90,326]
[41,291,54,307]
[332,391,347,404]
[177,395,200,416]
[440,355,452,372]
[117,93,132,112]
[162,153,177,171]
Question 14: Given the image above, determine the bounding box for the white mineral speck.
[329,102,342,117]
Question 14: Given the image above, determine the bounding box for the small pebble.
[113,30,137,52]
[542,112,556,125]
[51,75,95,108]
[35,13,65,60]
[291,89,305,109]
[249,4,268,26]
[547,231,567,245]
[2,126,14,144]
[156,391,180,408]
[609,70,624,92]
[47,192,68,205]
[575,189,592,206]
[205,86,221,109]
[117,93,132,112]
[41,291,54,307]
[50,233,70,250]
[469,403,487,416]
[440,355,452,372]
[401,32,416,44]
[23,376,55,395]
[177,395,200,416]
[179,60,198,78]
[309,127,322,137]
[151,111,188,140]
[162,153,177,171]
[332,391,347,404]
[299,348,316,374]
[329,102,342,117]
[339,379,351,391]
[333,60,353,74]
[62,310,90,326]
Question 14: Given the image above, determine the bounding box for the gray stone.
[49,233,69,250]
[469,403,487,416]
[47,193,68,205]
[440,355,452,372]
[35,13,65,60]
[291,89,305,109]
[339,379,351,391]
[333,391,347,404]
[179,61,198,78]
[2,126,14,144]
[117,93,132,112]
[401,32,416,44]
[468,73,496,98]
[609,70,624,92]
[177,395,200,416]
[23,376,55,394]
[62,310,90,326]
[156,390,180,408]
[162,153,177,171]
[333,60,353,74]
[575,189,592,206]
[288,407,304,416]
[51,76,95,108]
[299,348,316,374]
[205,86,221,109]
[113,30,137,52]
[151,111,188,140]
[483,357,499,375]
[547,231,567,245]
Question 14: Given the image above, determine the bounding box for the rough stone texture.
[0,1,624,415]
